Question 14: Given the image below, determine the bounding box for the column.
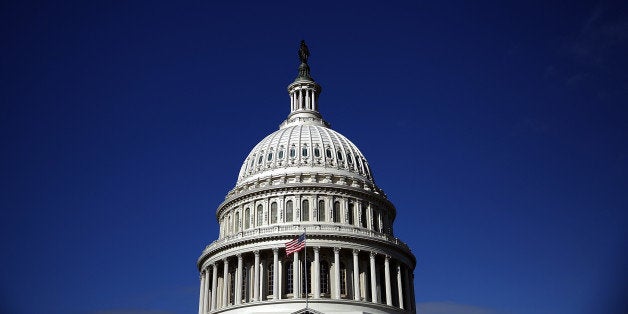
[204,269,211,313]
[253,250,260,301]
[410,272,416,311]
[403,265,411,310]
[236,254,243,305]
[273,248,279,299]
[293,250,299,298]
[259,262,265,300]
[369,252,377,303]
[397,264,404,309]
[384,256,392,306]
[368,204,374,230]
[198,272,205,314]
[211,263,218,311]
[352,250,360,301]
[222,258,229,307]
[313,247,320,298]
[333,247,340,299]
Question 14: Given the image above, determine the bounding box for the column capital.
[313,246,320,252]
[385,255,390,261]
[370,251,376,259]
[272,247,278,253]
[352,249,360,255]
[333,247,341,253]
[237,253,242,260]
[254,250,260,256]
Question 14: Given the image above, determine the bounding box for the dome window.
[290,146,296,158]
[314,147,320,157]
[337,151,343,161]
[278,149,284,159]
[326,148,332,158]
[267,152,273,161]
[347,154,353,164]
[258,154,263,164]
[302,146,308,157]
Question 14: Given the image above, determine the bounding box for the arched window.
[235,212,240,232]
[242,263,249,302]
[244,208,250,229]
[267,262,274,296]
[286,200,293,222]
[229,269,235,305]
[302,199,309,222]
[333,201,340,223]
[360,205,367,228]
[290,146,296,158]
[302,257,311,297]
[287,261,294,294]
[326,148,332,158]
[340,262,347,296]
[302,146,308,157]
[318,200,325,222]
[320,261,330,295]
[314,147,320,157]
[257,204,263,226]
[271,202,278,224]
[348,202,354,225]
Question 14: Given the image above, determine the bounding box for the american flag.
[285,233,306,255]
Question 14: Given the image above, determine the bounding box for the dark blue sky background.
[1,1,627,314]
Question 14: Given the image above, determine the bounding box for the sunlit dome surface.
[236,123,374,186]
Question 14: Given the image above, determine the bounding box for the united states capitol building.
[197,42,417,314]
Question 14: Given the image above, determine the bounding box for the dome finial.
[297,40,312,79]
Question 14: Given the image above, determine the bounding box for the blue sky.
[1,1,627,314]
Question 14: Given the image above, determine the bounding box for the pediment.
[291,308,324,314]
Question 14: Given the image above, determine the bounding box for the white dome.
[236,123,374,186]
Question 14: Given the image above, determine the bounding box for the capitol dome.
[197,41,416,314]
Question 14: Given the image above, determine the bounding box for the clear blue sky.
[1,1,627,314]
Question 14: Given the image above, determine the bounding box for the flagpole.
[304,227,308,309]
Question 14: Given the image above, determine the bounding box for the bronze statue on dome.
[299,40,310,64]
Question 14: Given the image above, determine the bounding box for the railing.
[202,223,411,255]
